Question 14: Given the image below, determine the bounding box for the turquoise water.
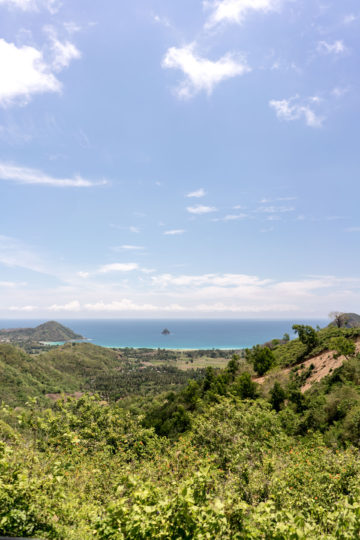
[0,319,328,349]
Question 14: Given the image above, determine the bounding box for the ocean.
[0,319,328,350]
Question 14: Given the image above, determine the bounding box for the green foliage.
[270,381,287,411]
[2,322,360,537]
[330,336,356,360]
[247,345,275,376]
[232,372,258,399]
[292,324,318,353]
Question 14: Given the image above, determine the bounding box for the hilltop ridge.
[0,320,83,343]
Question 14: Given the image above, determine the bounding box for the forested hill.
[2,323,360,537]
[0,320,83,343]
[0,342,204,406]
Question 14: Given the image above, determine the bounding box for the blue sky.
[0,0,360,318]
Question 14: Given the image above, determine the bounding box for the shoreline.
[40,341,244,351]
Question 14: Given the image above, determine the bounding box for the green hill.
[328,312,360,328]
[1,324,360,538]
[0,342,202,406]
[0,320,83,343]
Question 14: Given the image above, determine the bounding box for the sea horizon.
[0,318,329,350]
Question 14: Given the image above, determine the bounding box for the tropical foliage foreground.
[2,326,360,538]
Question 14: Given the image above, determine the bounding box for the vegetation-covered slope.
[0,320,83,343]
[0,342,204,406]
[1,323,360,538]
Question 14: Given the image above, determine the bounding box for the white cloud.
[0,162,107,187]
[49,300,81,312]
[0,39,60,107]
[9,305,37,312]
[332,87,349,98]
[153,14,172,28]
[2,271,360,318]
[256,205,295,213]
[164,229,186,235]
[204,0,284,29]
[152,273,270,288]
[162,43,250,98]
[84,299,159,312]
[129,226,140,233]
[77,271,90,279]
[0,281,25,288]
[0,0,61,12]
[98,263,139,274]
[0,26,80,108]
[213,213,247,222]
[345,227,360,233]
[116,245,144,251]
[269,96,324,128]
[260,197,297,203]
[317,40,347,55]
[187,205,217,215]
[343,14,357,24]
[186,188,206,198]
[44,26,81,71]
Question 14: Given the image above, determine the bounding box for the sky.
[0,0,360,319]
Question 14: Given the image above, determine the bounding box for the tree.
[329,312,349,328]
[292,324,318,353]
[283,333,290,342]
[250,346,275,376]
[227,354,240,382]
[233,372,258,399]
[269,382,286,411]
[330,336,356,360]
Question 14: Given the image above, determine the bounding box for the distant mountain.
[328,312,360,328]
[0,321,83,343]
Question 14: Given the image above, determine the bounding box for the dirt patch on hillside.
[301,338,360,392]
[255,338,360,393]
[46,391,85,402]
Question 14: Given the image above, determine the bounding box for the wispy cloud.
[256,205,295,213]
[164,229,186,235]
[113,245,145,251]
[269,95,324,128]
[0,235,44,273]
[98,263,139,274]
[186,188,206,198]
[0,281,26,288]
[345,227,360,233]
[152,13,172,29]
[260,196,297,203]
[44,26,81,71]
[0,162,107,187]
[213,213,247,222]
[162,43,250,98]
[0,0,61,13]
[203,0,285,29]
[343,14,357,24]
[317,40,348,55]
[9,304,38,312]
[187,204,218,214]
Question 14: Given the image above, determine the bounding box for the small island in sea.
[161,328,171,335]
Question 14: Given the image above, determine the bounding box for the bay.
[0,318,328,349]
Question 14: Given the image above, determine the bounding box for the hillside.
[0,320,83,343]
[2,323,360,537]
[0,342,204,406]
[328,312,360,328]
